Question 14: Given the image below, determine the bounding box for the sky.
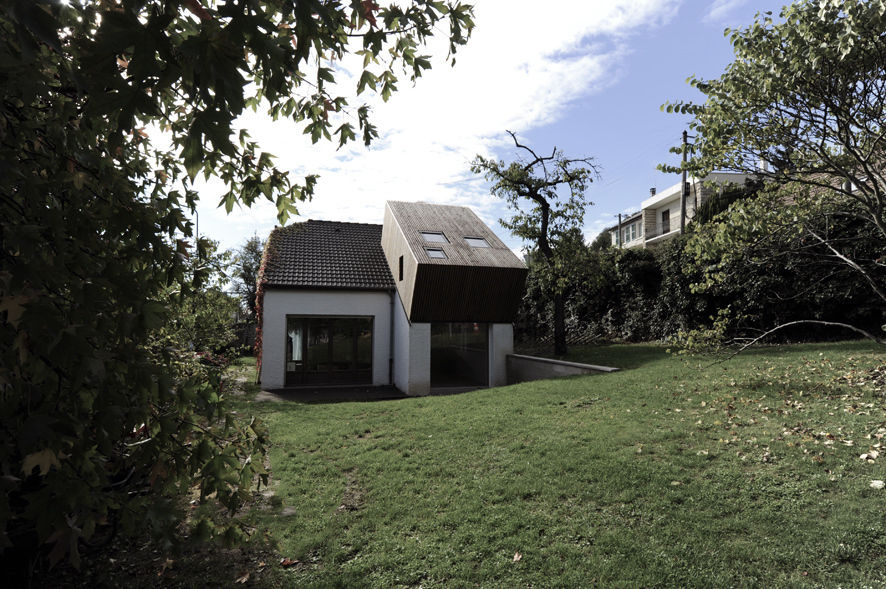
[193,0,786,255]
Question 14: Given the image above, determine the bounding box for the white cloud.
[196,0,682,251]
[703,0,749,23]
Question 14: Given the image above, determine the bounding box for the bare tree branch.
[713,320,884,365]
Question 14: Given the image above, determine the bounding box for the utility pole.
[680,129,688,233]
[617,213,622,248]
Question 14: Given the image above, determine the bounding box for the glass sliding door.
[285,316,373,386]
[430,322,488,388]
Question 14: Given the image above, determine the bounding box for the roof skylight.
[421,231,448,243]
[464,237,490,248]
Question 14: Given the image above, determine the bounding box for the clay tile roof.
[261,220,395,290]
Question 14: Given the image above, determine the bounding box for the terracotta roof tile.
[261,220,395,290]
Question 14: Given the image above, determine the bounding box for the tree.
[0,0,474,573]
[588,229,612,251]
[232,235,265,321]
[662,0,886,342]
[164,240,241,357]
[472,132,598,356]
[681,182,884,349]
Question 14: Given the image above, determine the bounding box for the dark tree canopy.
[0,0,474,572]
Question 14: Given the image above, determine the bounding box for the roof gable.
[385,201,526,269]
[261,220,395,290]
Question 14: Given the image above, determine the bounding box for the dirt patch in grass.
[336,469,365,513]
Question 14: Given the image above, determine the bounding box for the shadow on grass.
[261,385,409,405]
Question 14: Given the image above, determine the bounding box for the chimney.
[649,187,656,196]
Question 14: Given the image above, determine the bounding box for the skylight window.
[421,231,448,243]
[464,236,490,248]
[425,248,447,259]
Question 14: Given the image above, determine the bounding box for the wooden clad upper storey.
[381,201,527,323]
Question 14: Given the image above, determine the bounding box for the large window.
[430,322,488,388]
[285,316,372,386]
[621,222,638,243]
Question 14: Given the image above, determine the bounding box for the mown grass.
[239,341,886,587]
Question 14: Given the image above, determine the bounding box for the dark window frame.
[425,248,447,259]
[284,315,373,386]
[398,255,403,281]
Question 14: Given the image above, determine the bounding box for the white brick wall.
[260,289,393,389]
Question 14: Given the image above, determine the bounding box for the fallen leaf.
[235,571,250,584]
[280,557,299,567]
[512,551,522,562]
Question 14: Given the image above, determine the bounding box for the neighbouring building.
[608,172,751,248]
[256,201,528,395]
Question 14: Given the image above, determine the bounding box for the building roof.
[261,220,395,290]
[385,200,526,269]
[381,201,527,323]
[602,210,642,233]
[641,172,750,209]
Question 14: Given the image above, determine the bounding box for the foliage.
[0,0,473,573]
[516,181,882,347]
[662,0,886,340]
[588,229,613,251]
[681,182,884,347]
[245,341,886,587]
[160,240,241,358]
[472,131,598,355]
[231,235,264,321]
[692,177,763,225]
[516,236,694,345]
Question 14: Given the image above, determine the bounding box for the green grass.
[239,341,886,587]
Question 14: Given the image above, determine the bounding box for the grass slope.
[242,342,886,587]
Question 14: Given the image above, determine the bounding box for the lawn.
[238,341,886,587]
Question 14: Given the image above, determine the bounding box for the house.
[608,172,750,248]
[256,201,528,395]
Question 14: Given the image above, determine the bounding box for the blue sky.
[195,0,785,255]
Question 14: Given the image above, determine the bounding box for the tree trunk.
[553,290,567,357]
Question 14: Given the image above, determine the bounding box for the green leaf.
[22,449,60,476]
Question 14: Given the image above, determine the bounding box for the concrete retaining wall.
[506,354,618,385]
